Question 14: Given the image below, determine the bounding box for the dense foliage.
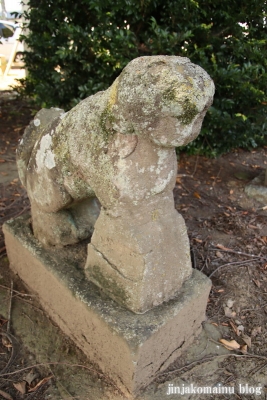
[20,0,267,155]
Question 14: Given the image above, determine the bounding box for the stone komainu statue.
[17,56,214,313]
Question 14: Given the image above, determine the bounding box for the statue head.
[110,55,215,147]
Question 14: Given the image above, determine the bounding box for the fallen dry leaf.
[224,306,236,318]
[13,382,26,395]
[216,243,231,251]
[226,299,235,308]
[242,335,252,348]
[220,339,240,351]
[1,336,12,348]
[251,326,261,337]
[229,320,239,336]
[237,325,244,333]
[226,206,235,212]
[24,369,39,385]
[216,251,224,258]
[28,376,52,393]
[223,369,233,376]
[240,344,248,353]
[193,191,201,199]
[253,279,261,288]
[248,224,259,229]
[0,389,13,400]
[193,238,203,243]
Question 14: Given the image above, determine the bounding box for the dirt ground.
[0,91,267,400]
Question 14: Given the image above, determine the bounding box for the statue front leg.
[85,195,192,314]
[84,137,192,314]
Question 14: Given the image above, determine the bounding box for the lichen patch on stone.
[36,134,56,173]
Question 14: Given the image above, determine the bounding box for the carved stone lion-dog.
[17,56,214,313]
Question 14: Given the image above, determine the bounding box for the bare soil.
[0,91,267,399]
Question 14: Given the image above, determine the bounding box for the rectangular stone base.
[3,215,211,398]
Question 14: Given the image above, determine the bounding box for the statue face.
[149,109,208,148]
[114,56,215,147]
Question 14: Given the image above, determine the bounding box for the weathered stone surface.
[16,55,214,312]
[3,216,211,397]
[17,107,64,188]
[86,197,192,312]
[245,171,267,205]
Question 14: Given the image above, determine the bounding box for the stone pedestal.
[3,215,211,398]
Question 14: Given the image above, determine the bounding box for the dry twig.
[158,353,267,378]
[0,284,34,298]
[0,332,17,375]
[249,362,267,376]
[7,281,13,334]
[209,258,261,278]
[211,245,267,261]
[192,154,199,176]
[0,361,129,398]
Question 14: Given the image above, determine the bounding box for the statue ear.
[113,133,138,159]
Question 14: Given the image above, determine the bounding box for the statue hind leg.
[30,197,100,246]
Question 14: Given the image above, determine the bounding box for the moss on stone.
[163,87,177,102]
[178,98,198,125]
[52,124,69,165]
[108,79,119,107]
[92,265,128,304]
[51,124,94,200]
[99,106,116,142]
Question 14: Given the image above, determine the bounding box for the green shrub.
[20,0,267,155]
